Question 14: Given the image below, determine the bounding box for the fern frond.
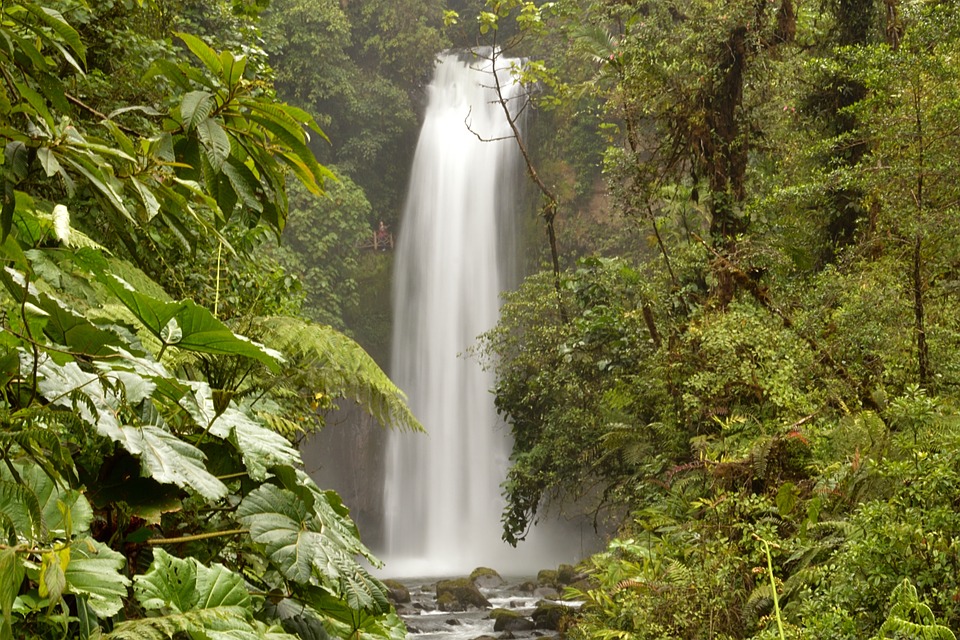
[615,578,647,592]
[877,579,956,639]
[661,558,693,585]
[805,518,855,539]
[4,404,81,468]
[744,582,774,620]
[252,316,422,432]
[781,564,825,601]
[877,617,956,640]
[750,436,774,480]
[257,410,307,440]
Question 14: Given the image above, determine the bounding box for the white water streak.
[382,51,551,577]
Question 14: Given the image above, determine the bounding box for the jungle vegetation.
[467,0,960,638]
[3,0,960,639]
[0,0,427,638]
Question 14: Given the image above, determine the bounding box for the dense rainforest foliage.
[465,0,960,637]
[5,0,960,638]
[0,0,429,638]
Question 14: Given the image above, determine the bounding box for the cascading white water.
[382,51,559,577]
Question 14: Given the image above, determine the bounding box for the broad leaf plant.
[0,1,418,638]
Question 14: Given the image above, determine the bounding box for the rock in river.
[435,578,492,611]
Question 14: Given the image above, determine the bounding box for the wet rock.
[472,636,498,640]
[516,580,537,593]
[533,587,560,600]
[568,577,598,593]
[470,566,506,589]
[557,564,578,585]
[436,578,491,611]
[532,601,577,631]
[446,618,461,626]
[537,569,559,588]
[490,609,535,632]
[382,579,411,604]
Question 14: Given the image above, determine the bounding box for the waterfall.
[381,51,559,578]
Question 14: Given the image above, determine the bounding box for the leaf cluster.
[0,3,418,639]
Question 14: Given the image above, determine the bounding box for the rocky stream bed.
[383,566,589,640]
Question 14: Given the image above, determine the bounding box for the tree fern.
[253,315,422,432]
[0,413,75,484]
[876,579,955,640]
[744,581,775,622]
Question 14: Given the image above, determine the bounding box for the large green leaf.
[135,549,249,614]
[182,383,299,481]
[65,538,130,618]
[33,291,127,357]
[105,607,251,640]
[18,4,86,65]
[236,484,322,584]
[0,547,24,640]
[17,462,92,538]
[33,356,227,500]
[135,548,199,613]
[175,32,223,78]
[180,91,216,131]
[34,356,122,438]
[305,592,404,640]
[221,156,264,213]
[273,468,373,562]
[197,117,231,171]
[104,276,282,371]
[58,152,134,223]
[116,424,228,501]
[237,482,389,614]
[112,549,269,639]
[0,479,43,541]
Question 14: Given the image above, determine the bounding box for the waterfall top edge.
[435,47,526,67]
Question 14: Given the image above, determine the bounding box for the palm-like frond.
[254,316,422,432]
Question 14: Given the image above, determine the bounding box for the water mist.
[381,51,571,578]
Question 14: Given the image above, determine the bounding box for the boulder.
[532,601,577,631]
[490,609,535,632]
[536,569,559,588]
[533,586,560,600]
[436,592,458,611]
[557,564,578,585]
[516,580,537,593]
[382,579,411,604]
[436,578,491,611]
[568,576,598,594]
[470,566,506,589]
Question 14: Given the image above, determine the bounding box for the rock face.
[299,404,387,548]
[435,578,492,611]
